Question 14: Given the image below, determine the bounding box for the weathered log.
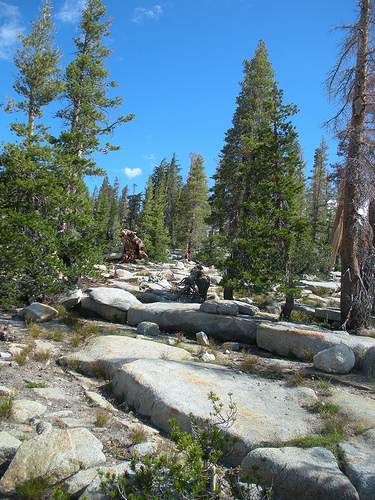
[120,229,148,262]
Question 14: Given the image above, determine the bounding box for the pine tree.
[118,185,129,227]
[308,137,330,244]
[93,175,111,237]
[178,153,210,258]
[139,162,169,261]
[127,192,142,231]
[210,40,308,312]
[165,153,183,248]
[0,0,133,304]
[3,0,62,138]
[56,0,134,174]
[0,1,66,304]
[139,177,155,256]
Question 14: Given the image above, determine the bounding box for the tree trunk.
[340,0,370,330]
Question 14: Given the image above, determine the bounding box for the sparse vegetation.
[25,382,47,388]
[129,424,148,445]
[34,349,50,361]
[0,395,14,418]
[313,400,340,416]
[240,352,258,373]
[96,408,109,427]
[15,476,49,500]
[26,319,42,339]
[99,392,252,500]
[287,370,306,386]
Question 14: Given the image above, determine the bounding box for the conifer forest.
[1,0,375,332]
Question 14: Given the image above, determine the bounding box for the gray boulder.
[89,287,141,311]
[256,322,375,367]
[200,300,239,316]
[300,280,340,295]
[0,427,105,495]
[127,302,260,342]
[196,331,209,346]
[137,321,160,336]
[233,300,260,316]
[19,303,58,323]
[258,300,281,314]
[60,288,83,310]
[59,334,193,379]
[111,358,318,465]
[315,307,341,323]
[362,346,375,376]
[341,428,375,500]
[11,399,47,423]
[241,446,359,500]
[0,432,22,463]
[78,462,133,500]
[313,344,356,374]
[81,295,127,323]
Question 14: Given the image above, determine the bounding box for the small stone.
[196,331,209,346]
[201,352,215,362]
[137,321,160,336]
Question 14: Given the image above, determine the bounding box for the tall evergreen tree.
[0,0,134,304]
[210,40,308,313]
[56,0,134,173]
[178,153,210,258]
[308,137,330,244]
[127,192,142,231]
[118,185,129,227]
[165,153,183,248]
[0,1,66,304]
[139,162,169,261]
[3,0,62,138]
[138,177,155,256]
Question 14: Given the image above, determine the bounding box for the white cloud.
[142,153,157,161]
[124,167,142,179]
[55,0,86,24]
[0,2,24,61]
[132,5,163,24]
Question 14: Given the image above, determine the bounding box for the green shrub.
[15,476,49,500]
[100,392,238,499]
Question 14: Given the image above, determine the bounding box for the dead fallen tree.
[120,229,148,263]
[177,265,210,302]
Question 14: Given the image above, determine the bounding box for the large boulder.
[81,295,127,323]
[19,303,58,323]
[258,300,281,315]
[0,427,105,496]
[127,302,260,342]
[315,307,341,323]
[0,432,22,463]
[241,446,359,500]
[88,287,141,311]
[300,280,340,295]
[362,346,375,376]
[341,428,375,500]
[137,321,160,336]
[233,300,260,316]
[111,358,318,465]
[200,300,239,316]
[59,334,193,379]
[313,344,356,374]
[256,322,375,367]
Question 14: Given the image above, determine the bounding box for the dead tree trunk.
[341,0,370,330]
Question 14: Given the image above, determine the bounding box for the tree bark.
[340,0,370,330]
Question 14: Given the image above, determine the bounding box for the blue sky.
[0,0,357,195]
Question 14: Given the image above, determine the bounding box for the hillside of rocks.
[1,257,375,499]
